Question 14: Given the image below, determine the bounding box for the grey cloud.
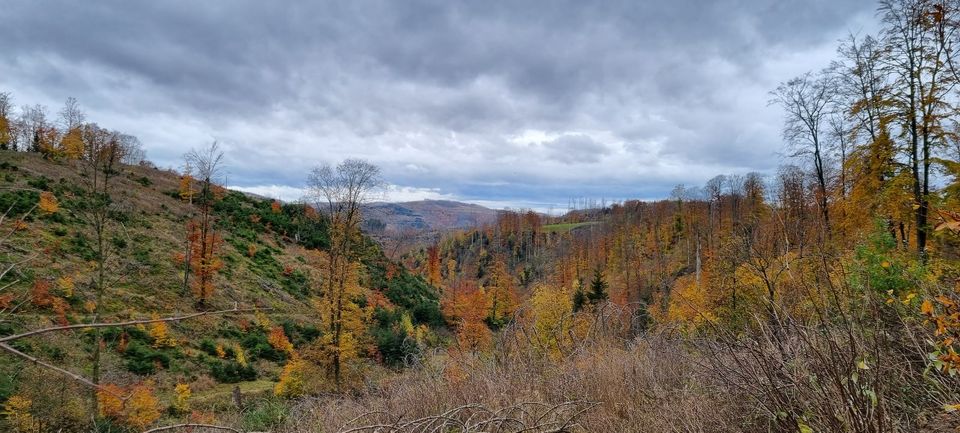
[0,0,877,208]
[542,134,609,164]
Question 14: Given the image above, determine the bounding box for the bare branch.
[0,306,264,343]
[0,342,104,390]
[141,424,244,433]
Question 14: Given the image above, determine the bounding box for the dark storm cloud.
[0,0,877,209]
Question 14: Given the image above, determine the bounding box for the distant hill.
[363,199,499,233]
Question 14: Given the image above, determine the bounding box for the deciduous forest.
[4,0,960,432]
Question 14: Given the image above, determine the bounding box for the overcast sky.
[0,1,879,211]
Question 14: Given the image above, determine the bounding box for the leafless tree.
[58,96,86,130]
[119,133,146,165]
[772,71,834,232]
[834,34,891,146]
[19,104,50,153]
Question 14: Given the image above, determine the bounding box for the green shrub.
[26,176,50,190]
[123,341,171,375]
[851,223,919,295]
[280,321,321,346]
[111,236,128,249]
[68,233,97,261]
[240,331,286,362]
[198,338,219,356]
[0,189,40,217]
[209,360,256,383]
[373,326,419,367]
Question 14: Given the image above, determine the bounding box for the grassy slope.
[0,151,442,428]
[540,221,599,233]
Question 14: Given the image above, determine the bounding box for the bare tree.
[58,96,86,130]
[119,133,146,165]
[704,175,726,250]
[834,34,891,146]
[19,104,51,154]
[307,159,382,388]
[773,71,834,232]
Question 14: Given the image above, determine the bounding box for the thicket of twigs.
[274,286,959,433]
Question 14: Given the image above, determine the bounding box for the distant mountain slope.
[363,200,499,233]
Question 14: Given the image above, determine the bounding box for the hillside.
[362,200,499,233]
[0,151,444,431]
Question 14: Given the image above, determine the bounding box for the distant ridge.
[363,199,499,233]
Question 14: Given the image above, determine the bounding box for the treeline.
[0,92,146,165]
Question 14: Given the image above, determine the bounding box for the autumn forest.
[4,0,960,432]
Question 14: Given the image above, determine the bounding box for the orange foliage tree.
[442,281,493,351]
[183,142,224,307]
[96,382,161,430]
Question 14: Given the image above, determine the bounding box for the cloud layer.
[0,0,878,210]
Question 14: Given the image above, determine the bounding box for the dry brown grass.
[271,294,960,433]
[277,324,754,433]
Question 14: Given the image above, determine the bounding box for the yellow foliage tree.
[178,173,196,202]
[255,309,271,328]
[60,127,84,160]
[306,255,371,385]
[656,274,718,329]
[172,383,191,413]
[274,358,306,398]
[149,314,177,348]
[487,257,517,327]
[38,191,58,214]
[125,383,162,429]
[97,382,161,430]
[529,285,574,357]
[0,116,10,149]
[56,276,74,298]
[442,283,493,352]
[234,342,247,367]
[2,395,39,433]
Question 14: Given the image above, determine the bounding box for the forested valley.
[4,0,960,432]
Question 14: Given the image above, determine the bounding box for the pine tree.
[572,278,587,312]
[588,268,608,305]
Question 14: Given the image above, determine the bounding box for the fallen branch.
[141,423,245,433]
[0,342,103,390]
[0,305,264,343]
[0,305,265,395]
[339,401,596,433]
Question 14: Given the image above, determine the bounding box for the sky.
[0,1,879,212]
